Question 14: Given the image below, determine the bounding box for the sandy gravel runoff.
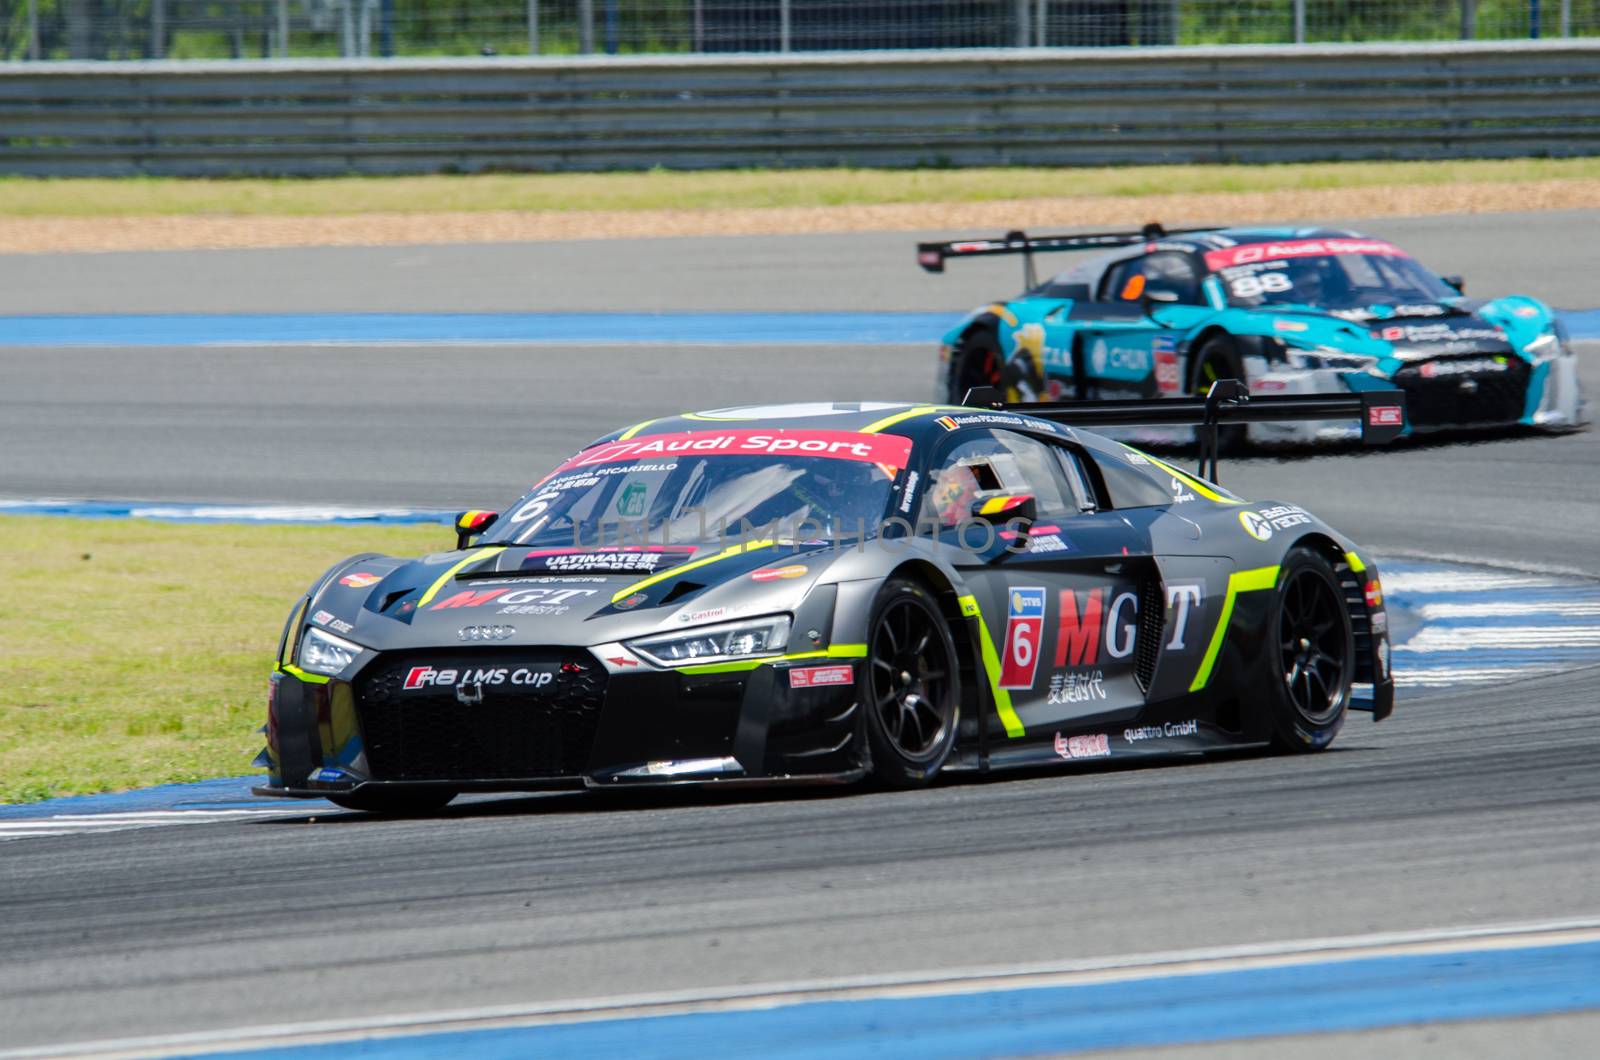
[5,179,1599,254]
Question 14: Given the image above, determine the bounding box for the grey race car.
[256,388,1403,812]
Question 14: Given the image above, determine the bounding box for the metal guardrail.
[2,40,1598,176]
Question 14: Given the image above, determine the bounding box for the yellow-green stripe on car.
[1344,550,1366,574]
[1134,448,1241,506]
[417,547,507,608]
[279,597,309,668]
[616,418,658,440]
[859,405,957,435]
[610,539,777,604]
[958,593,1025,738]
[679,643,868,676]
[1189,565,1281,693]
[282,663,331,685]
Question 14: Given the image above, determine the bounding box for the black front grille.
[355,649,606,781]
[1392,357,1529,428]
[1135,579,1165,694]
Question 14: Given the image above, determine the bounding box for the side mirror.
[1441,275,1465,294]
[962,494,1038,561]
[454,509,498,550]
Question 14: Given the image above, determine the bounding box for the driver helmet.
[929,463,983,527]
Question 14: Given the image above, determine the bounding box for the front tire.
[1266,547,1353,753]
[327,787,457,815]
[1191,333,1249,453]
[862,578,961,787]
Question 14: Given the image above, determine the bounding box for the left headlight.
[626,614,791,668]
[297,626,365,676]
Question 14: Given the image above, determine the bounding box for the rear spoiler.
[917,223,1215,288]
[961,380,1407,483]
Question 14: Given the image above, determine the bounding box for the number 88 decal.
[1229,271,1292,298]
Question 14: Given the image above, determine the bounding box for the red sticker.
[1154,347,1180,394]
[558,430,913,475]
[1368,406,1403,427]
[789,664,854,689]
[1054,732,1111,760]
[340,572,380,588]
[752,565,810,582]
[998,587,1046,690]
[1204,238,1408,272]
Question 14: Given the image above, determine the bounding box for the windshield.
[1206,238,1456,310]
[481,429,911,551]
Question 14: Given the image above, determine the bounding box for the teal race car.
[919,225,1586,444]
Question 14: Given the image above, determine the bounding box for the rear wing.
[961,380,1407,483]
[916,223,1214,289]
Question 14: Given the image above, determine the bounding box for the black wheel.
[863,578,961,787]
[327,787,457,815]
[946,324,1003,404]
[1191,334,1249,453]
[1266,548,1353,752]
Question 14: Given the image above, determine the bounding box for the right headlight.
[1287,346,1380,371]
[297,626,365,677]
[626,614,791,668]
[1523,332,1566,363]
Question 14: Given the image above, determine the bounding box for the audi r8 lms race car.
[919,225,1586,443]
[257,389,1404,813]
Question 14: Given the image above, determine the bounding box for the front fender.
[1477,294,1557,355]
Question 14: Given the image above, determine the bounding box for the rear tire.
[946,324,1003,404]
[327,788,457,815]
[862,578,961,787]
[1191,334,1249,453]
[1266,548,1353,753]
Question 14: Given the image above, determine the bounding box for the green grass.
[0,516,445,803]
[3,159,1598,218]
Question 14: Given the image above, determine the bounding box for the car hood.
[1227,303,1519,361]
[305,542,836,654]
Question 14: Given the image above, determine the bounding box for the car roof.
[1173,226,1367,250]
[1040,226,1375,287]
[597,402,955,441]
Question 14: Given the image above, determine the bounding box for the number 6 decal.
[998,587,1046,690]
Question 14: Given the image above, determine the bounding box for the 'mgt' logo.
[1055,588,1139,667]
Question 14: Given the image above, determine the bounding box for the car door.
[918,428,1157,760]
[1076,251,1213,400]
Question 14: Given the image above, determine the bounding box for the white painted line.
[13,915,1600,1060]
[1392,667,1562,686]
[0,808,318,841]
[0,810,309,827]
[1380,571,1563,594]
[1418,600,1600,618]
[44,816,302,826]
[1399,626,1600,652]
[0,830,75,840]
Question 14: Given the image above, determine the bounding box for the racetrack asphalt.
[1,210,1598,1054]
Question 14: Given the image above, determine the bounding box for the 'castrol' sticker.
[789,664,854,688]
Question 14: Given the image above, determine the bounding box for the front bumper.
[257,645,865,797]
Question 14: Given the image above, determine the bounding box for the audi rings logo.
[1239,511,1274,542]
[458,624,516,642]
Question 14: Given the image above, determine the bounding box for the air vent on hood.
[659,581,706,606]
[380,589,414,613]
